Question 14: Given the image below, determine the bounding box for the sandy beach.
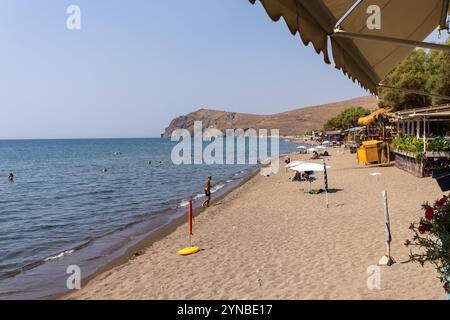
[65,148,445,300]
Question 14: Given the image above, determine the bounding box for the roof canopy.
[358,108,395,126]
[395,104,450,120]
[249,0,449,94]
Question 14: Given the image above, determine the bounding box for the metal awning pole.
[439,0,449,31]
[332,29,450,52]
[378,84,450,101]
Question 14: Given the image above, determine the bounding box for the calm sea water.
[0,138,297,299]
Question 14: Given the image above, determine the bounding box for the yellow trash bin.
[357,140,382,164]
[357,147,367,163]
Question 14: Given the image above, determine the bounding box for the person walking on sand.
[202,176,212,208]
[7,173,14,183]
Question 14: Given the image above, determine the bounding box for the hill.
[163,96,378,137]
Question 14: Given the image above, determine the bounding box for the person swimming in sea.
[7,173,14,183]
[102,168,108,173]
[202,176,212,208]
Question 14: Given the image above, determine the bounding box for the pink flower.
[424,207,434,220]
[418,224,427,234]
[435,197,447,207]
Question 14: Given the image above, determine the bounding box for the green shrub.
[393,135,450,159]
[427,136,450,152]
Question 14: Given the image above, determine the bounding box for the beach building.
[324,130,343,143]
[392,104,450,178]
[353,109,397,165]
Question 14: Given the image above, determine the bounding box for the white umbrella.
[290,163,331,172]
[307,146,326,153]
[285,160,305,168]
[322,141,332,145]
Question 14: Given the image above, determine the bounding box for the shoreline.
[64,147,445,300]
[1,137,299,300]
[55,166,264,300]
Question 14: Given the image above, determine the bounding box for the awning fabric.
[249,0,448,94]
[357,108,394,126]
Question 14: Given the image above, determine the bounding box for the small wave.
[226,180,233,183]
[178,200,190,208]
[178,183,227,208]
[43,249,75,262]
[179,192,205,208]
[211,184,225,193]
[193,193,204,200]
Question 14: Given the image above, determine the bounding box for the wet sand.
[65,148,445,300]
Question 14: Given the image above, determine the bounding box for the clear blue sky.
[0,0,444,139]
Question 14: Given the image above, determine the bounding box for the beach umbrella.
[322,141,332,146]
[290,162,330,172]
[297,145,308,154]
[248,0,450,100]
[285,160,305,168]
[308,145,327,153]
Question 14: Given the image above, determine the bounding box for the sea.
[0,138,298,299]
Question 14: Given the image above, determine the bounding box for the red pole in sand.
[188,199,193,245]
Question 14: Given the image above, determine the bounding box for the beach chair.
[305,171,316,190]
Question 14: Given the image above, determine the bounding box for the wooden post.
[387,142,390,164]
[416,120,420,139]
[423,118,427,154]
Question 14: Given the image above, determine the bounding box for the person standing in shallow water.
[7,173,14,183]
[202,176,212,208]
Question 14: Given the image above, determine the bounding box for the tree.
[378,37,449,111]
[426,39,450,106]
[323,107,371,131]
[378,50,431,111]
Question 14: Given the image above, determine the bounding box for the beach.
[65,148,445,300]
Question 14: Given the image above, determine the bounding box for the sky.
[0,0,445,139]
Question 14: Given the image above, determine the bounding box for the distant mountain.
[163,96,378,137]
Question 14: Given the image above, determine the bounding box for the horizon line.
[0,136,165,141]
